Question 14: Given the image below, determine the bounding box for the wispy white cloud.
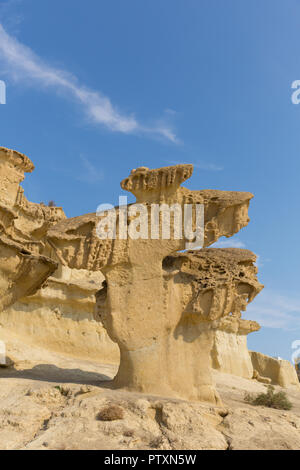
[255,254,263,268]
[164,108,177,116]
[245,289,300,331]
[193,161,223,171]
[77,155,104,184]
[167,159,223,171]
[210,238,246,249]
[0,23,179,142]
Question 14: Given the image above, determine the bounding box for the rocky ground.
[1,328,300,450]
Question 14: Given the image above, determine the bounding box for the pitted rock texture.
[0,147,64,311]
[0,147,65,254]
[47,166,253,269]
[163,248,263,320]
[163,248,263,381]
[0,147,118,362]
[0,155,270,405]
[47,163,259,404]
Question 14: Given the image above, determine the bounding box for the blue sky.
[0,0,300,361]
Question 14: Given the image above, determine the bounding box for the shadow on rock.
[0,363,112,385]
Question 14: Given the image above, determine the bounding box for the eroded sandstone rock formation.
[1,147,298,403]
[48,164,259,404]
[163,248,263,382]
[211,318,260,379]
[0,147,118,362]
[3,266,119,362]
[0,236,57,312]
[0,147,62,311]
[250,351,300,388]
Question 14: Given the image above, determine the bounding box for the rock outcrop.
[211,319,260,379]
[48,164,259,404]
[1,146,299,450]
[0,235,57,312]
[3,266,119,362]
[1,328,300,451]
[0,146,119,363]
[0,147,63,311]
[250,351,300,389]
[163,248,262,381]
[0,147,65,252]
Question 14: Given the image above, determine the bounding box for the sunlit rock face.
[211,319,260,379]
[48,164,259,404]
[3,265,119,362]
[250,351,300,389]
[47,165,253,271]
[163,248,263,385]
[0,236,57,312]
[0,147,63,311]
[0,147,65,253]
[0,147,119,362]
[0,148,268,401]
[95,248,262,403]
[1,148,295,397]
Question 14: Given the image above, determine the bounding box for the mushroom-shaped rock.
[94,248,262,403]
[47,165,253,269]
[47,164,259,404]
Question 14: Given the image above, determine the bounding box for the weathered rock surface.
[0,147,118,363]
[250,351,300,389]
[0,149,298,449]
[0,147,65,252]
[0,235,57,312]
[165,247,262,380]
[0,330,300,450]
[3,266,119,362]
[48,164,257,404]
[0,147,64,311]
[211,319,260,379]
[47,165,253,270]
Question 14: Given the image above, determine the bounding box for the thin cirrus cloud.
[245,289,300,331]
[77,155,104,184]
[211,239,246,249]
[0,23,179,143]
